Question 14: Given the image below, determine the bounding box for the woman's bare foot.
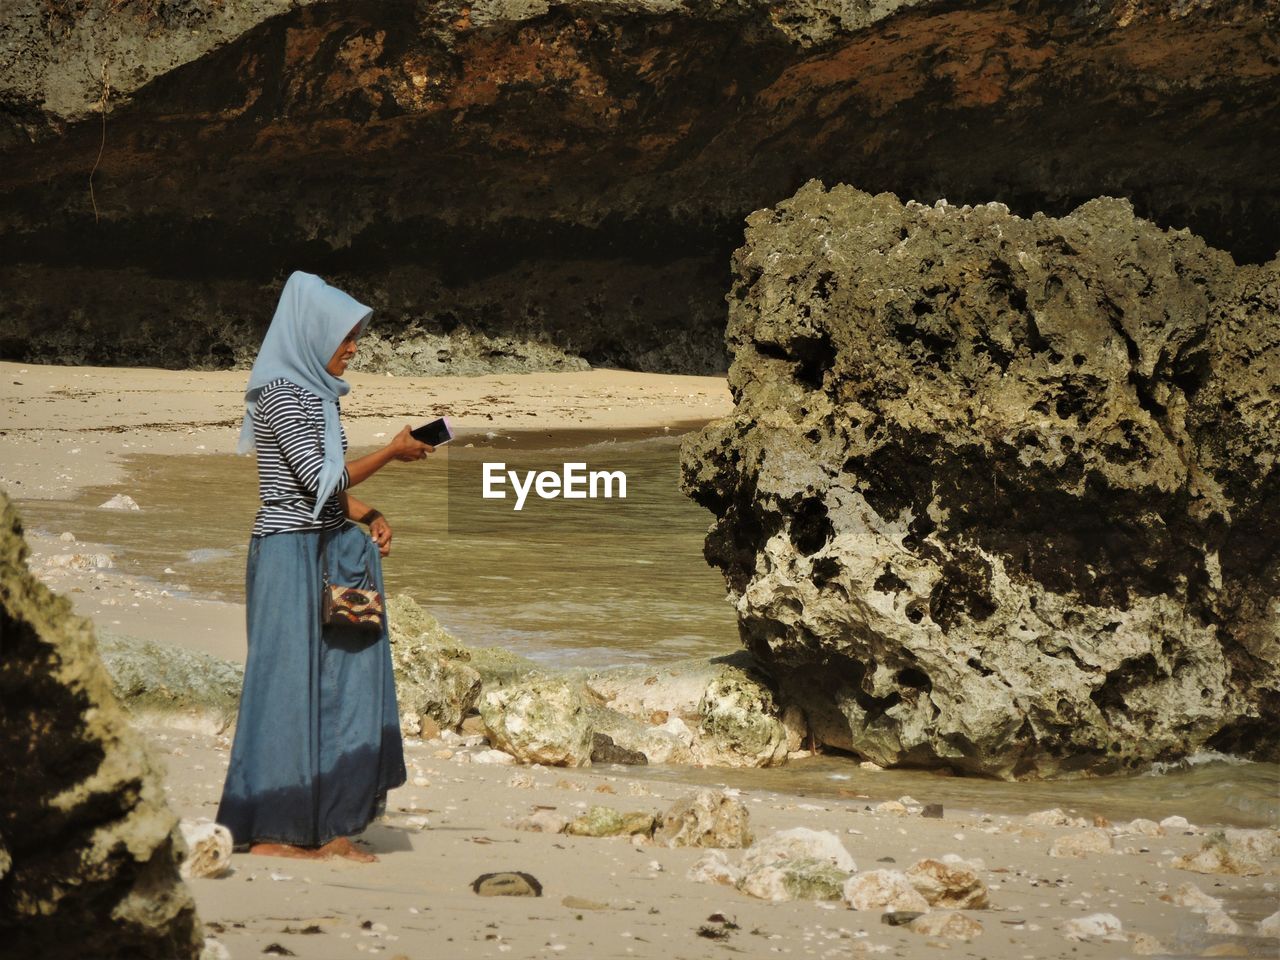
[248,842,332,860]
[318,837,378,862]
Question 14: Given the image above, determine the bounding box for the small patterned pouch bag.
[320,535,384,633]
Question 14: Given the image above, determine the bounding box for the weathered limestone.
[479,677,595,767]
[388,594,534,735]
[905,858,990,909]
[686,850,740,886]
[682,182,1280,778]
[1171,829,1279,876]
[738,858,849,902]
[740,828,856,876]
[564,806,657,839]
[655,788,753,849]
[388,595,536,690]
[909,912,984,941]
[686,826,861,902]
[513,810,570,835]
[736,828,857,903]
[697,672,789,767]
[388,596,796,768]
[586,656,794,767]
[97,631,244,732]
[1050,829,1115,859]
[0,492,203,958]
[1259,909,1280,938]
[843,870,930,912]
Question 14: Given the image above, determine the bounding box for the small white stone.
[1124,818,1165,837]
[1169,882,1221,913]
[1050,829,1113,859]
[178,819,233,880]
[471,749,516,765]
[99,494,140,511]
[1258,908,1280,937]
[1059,913,1123,942]
[1204,910,1240,935]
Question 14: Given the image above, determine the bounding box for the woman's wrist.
[359,509,383,526]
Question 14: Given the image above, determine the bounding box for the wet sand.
[2,361,1278,959]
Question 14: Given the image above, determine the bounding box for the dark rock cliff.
[0,491,203,956]
[1,0,1276,371]
[681,181,1279,778]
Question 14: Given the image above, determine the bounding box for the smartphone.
[411,416,454,447]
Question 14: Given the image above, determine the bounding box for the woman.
[215,271,431,862]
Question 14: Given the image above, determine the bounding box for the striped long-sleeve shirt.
[251,378,350,536]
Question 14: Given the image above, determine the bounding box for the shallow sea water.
[17,429,1279,828]
[20,430,739,669]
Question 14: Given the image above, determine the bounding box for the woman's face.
[325,324,361,376]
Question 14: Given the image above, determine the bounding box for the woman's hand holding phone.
[390,425,433,462]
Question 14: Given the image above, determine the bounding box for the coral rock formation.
[0,491,203,958]
[682,181,1279,778]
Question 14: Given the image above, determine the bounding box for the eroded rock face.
[0,492,203,958]
[1,1,1276,371]
[681,182,1280,778]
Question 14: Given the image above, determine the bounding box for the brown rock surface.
[681,181,1280,778]
[1,1,1276,371]
[0,491,203,958]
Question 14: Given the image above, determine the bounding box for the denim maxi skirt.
[215,522,406,848]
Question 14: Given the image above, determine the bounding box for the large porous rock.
[682,181,1280,778]
[479,677,594,767]
[0,492,204,957]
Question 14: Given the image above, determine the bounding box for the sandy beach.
[2,360,1277,960]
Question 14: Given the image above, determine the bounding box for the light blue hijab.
[238,271,372,518]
